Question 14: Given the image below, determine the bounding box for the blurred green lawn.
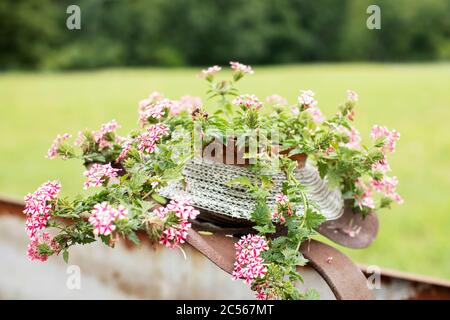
[1,64,449,279]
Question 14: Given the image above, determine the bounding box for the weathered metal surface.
[360,264,450,300]
[0,196,336,299]
[300,240,373,300]
[2,195,449,300]
[0,213,254,299]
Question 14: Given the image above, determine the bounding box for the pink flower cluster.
[139,91,164,112]
[266,94,287,106]
[298,90,318,108]
[275,194,289,205]
[232,94,263,110]
[152,198,200,248]
[372,155,390,172]
[200,65,222,78]
[230,61,254,74]
[139,98,173,126]
[306,106,324,123]
[139,92,201,125]
[232,234,268,284]
[27,232,60,262]
[46,133,71,159]
[297,90,324,123]
[83,163,120,189]
[116,140,132,162]
[23,181,61,239]
[370,125,400,173]
[170,95,202,116]
[338,125,361,150]
[88,202,128,236]
[370,176,403,204]
[92,120,120,149]
[356,175,403,210]
[272,208,286,224]
[371,125,400,153]
[347,89,358,102]
[355,179,376,209]
[137,123,170,153]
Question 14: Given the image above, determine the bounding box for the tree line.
[1,0,449,70]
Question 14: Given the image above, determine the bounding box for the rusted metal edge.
[359,263,450,289]
[0,194,24,215]
[359,263,450,300]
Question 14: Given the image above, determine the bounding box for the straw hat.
[159,141,378,249]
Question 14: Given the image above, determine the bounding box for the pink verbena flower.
[27,232,60,262]
[306,106,325,123]
[116,140,133,162]
[255,290,267,300]
[88,202,128,236]
[230,61,254,75]
[92,120,120,150]
[275,194,289,205]
[151,181,160,189]
[371,125,400,153]
[23,181,61,239]
[297,90,318,108]
[46,133,71,159]
[272,208,286,224]
[325,146,335,156]
[266,94,287,106]
[139,98,174,126]
[232,234,268,284]
[137,123,170,154]
[83,163,120,189]
[347,90,358,102]
[347,109,356,121]
[355,179,375,210]
[200,65,222,78]
[372,154,391,173]
[139,91,164,112]
[370,176,403,204]
[74,131,85,146]
[347,127,361,149]
[170,95,202,116]
[152,198,200,248]
[232,94,263,110]
[338,126,361,150]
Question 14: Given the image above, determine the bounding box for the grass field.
[1,63,450,279]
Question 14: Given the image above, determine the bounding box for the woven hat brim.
[317,201,379,249]
[159,159,345,221]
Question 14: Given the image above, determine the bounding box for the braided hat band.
[159,158,344,222]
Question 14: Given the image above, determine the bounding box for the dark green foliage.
[0,0,448,70]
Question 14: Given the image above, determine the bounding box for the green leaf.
[304,209,326,230]
[225,176,253,188]
[253,224,276,234]
[127,231,141,245]
[303,289,320,300]
[251,200,272,226]
[63,250,69,263]
[198,231,214,236]
[294,252,309,266]
[151,193,167,205]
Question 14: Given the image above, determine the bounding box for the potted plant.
[23,62,402,300]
